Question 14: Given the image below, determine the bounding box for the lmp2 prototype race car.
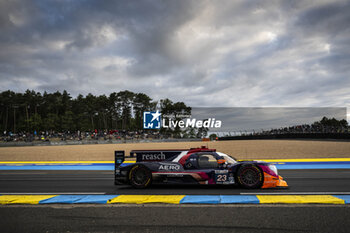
[114,146,288,189]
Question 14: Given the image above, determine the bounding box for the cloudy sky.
[192,107,346,131]
[0,0,349,111]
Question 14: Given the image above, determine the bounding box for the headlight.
[268,164,278,176]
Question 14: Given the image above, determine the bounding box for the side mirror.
[217,156,226,165]
[217,157,227,168]
[217,159,226,165]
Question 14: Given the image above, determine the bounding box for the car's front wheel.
[237,165,263,189]
[129,165,152,189]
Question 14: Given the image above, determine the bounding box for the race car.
[114,146,287,189]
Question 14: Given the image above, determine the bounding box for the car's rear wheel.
[237,165,263,189]
[129,165,152,189]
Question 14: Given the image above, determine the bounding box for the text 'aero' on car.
[114,146,288,189]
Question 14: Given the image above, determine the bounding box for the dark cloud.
[191,107,346,132]
[295,1,350,36]
[0,0,349,121]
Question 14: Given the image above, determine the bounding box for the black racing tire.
[236,164,263,189]
[128,165,152,189]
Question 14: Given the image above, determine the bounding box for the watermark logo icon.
[143,110,161,129]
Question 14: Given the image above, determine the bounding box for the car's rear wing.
[115,150,125,167]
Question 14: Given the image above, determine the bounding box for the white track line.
[240,192,350,195]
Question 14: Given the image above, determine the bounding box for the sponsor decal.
[142,153,165,161]
[166,174,184,177]
[159,164,181,170]
[215,170,229,174]
[116,159,123,164]
[215,170,234,184]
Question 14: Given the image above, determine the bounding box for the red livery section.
[114,147,288,189]
[178,147,216,166]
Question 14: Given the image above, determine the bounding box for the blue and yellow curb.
[0,195,350,205]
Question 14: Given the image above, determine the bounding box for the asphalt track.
[0,204,349,233]
[1,169,350,194]
[1,169,350,232]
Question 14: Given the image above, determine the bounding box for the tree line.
[313,116,348,129]
[0,90,191,136]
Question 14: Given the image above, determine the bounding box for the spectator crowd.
[1,130,164,143]
[253,124,349,136]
